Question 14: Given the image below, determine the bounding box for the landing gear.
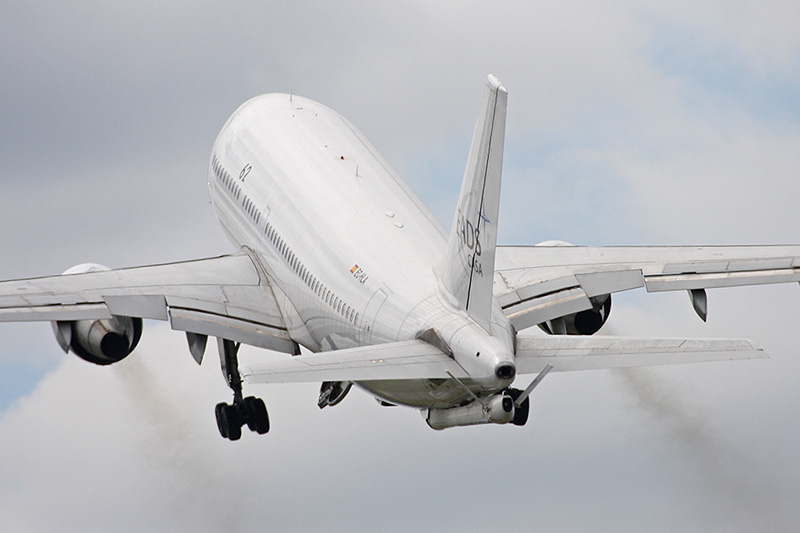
[318,381,352,409]
[506,388,530,426]
[215,338,270,440]
[215,402,242,440]
[243,396,270,434]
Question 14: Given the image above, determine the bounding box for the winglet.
[438,75,508,332]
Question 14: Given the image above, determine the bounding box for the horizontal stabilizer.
[242,340,467,383]
[514,335,765,374]
[241,335,763,384]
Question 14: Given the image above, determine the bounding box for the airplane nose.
[495,362,516,380]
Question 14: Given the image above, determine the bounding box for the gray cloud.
[2,2,800,531]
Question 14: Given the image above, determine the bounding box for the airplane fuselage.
[207,94,516,408]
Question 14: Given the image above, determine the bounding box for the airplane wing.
[495,245,800,331]
[241,335,764,383]
[0,253,298,355]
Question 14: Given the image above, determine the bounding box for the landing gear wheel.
[215,338,270,440]
[244,396,270,434]
[507,388,530,426]
[224,404,242,441]
[215,402,229,439]
[215,402,242,440]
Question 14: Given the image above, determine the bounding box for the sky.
[1,1,800,531]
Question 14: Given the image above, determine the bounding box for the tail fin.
[439,75,507,332]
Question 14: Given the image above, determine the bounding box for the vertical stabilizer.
[439,75,507,332]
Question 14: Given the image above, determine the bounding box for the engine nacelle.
[533,240,613,335]
[538,294,612,336]
[425,393,515,430]
[50,263,142,365]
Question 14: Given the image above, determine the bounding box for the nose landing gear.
[214,338,270,440]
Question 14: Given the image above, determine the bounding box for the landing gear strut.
[214,338,270,440]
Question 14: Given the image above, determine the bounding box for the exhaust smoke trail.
[615,367,789,530]
[113,354,250,530]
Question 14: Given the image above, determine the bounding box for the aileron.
[0,302,111,322]
[645,267,800,291]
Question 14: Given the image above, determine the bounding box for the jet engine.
[533,240,612,335]
[538,294,611,336]
[50,264,142,365]
[425,393,515,430]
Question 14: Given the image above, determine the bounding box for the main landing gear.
[215,338,270,440]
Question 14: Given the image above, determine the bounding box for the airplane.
[2,74,799,441]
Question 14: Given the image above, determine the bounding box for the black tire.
[507,389,530,426]
[216,402,242,440]
[215,402,229,439]
[513,396,530,426]
[224,404,242,441]
[243,396,258,431]
[244,396,270,434]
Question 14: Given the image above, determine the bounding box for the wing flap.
[168,307,297,353]
[503,287,590,332]
[242,340,466,383]
[514,335,765,374]
[104,295,168,320]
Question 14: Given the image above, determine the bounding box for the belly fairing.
[356,378,500,409]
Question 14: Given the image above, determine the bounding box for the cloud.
[2,2,800,531]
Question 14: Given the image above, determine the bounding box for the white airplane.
[3,75,799,440]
